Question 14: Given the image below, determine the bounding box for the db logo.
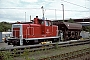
[46,29,49,33]
[47,29,49,32]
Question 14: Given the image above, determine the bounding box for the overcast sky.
[0,0,90,22]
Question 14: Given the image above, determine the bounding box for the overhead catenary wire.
[61,0,90,10]
[0,0,90,11]
[0,8,89,12]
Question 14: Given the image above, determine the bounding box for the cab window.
[45,21,49,26]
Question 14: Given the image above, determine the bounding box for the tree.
[0,22,12,32]
[82,26,90,32]
[68,18,74,23]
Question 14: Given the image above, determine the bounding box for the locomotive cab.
[33,16,52,26]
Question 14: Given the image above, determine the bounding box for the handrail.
[26,27,34,38]
[13,30,19,38]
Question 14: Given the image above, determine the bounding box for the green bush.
[54,42,58,49]
[0,51,13,60]
[23,48,30,60]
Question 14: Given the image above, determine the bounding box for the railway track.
[39,47,90,60]
[0,39,90,60]
[0,40,90,52]
[0,39,90,52]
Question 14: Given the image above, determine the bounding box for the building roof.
[52,18,90,22]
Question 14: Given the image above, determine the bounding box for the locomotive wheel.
[8,42,11,45]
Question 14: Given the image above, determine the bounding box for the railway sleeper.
[39,49,90,60]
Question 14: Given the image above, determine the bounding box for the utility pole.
[41,6,45,20]
[55,9,57,20]
[30,15,31,22]
[25,12,26,22]
[61,4,64,22]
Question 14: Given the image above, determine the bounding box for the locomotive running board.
[25,36,60,40]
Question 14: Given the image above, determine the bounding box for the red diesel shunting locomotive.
[7,16,59,46]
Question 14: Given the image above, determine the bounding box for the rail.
[0,39,90,60]
[0,39,90,51]
[39,48,90,60]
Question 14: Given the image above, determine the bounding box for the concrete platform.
[0,42,13,49]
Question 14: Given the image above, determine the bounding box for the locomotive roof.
[53,22,82,30]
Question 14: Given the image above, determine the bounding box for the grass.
[0,51,13,60]
[0,44,90,60]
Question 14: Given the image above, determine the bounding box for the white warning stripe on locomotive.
[25,36,60,40]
